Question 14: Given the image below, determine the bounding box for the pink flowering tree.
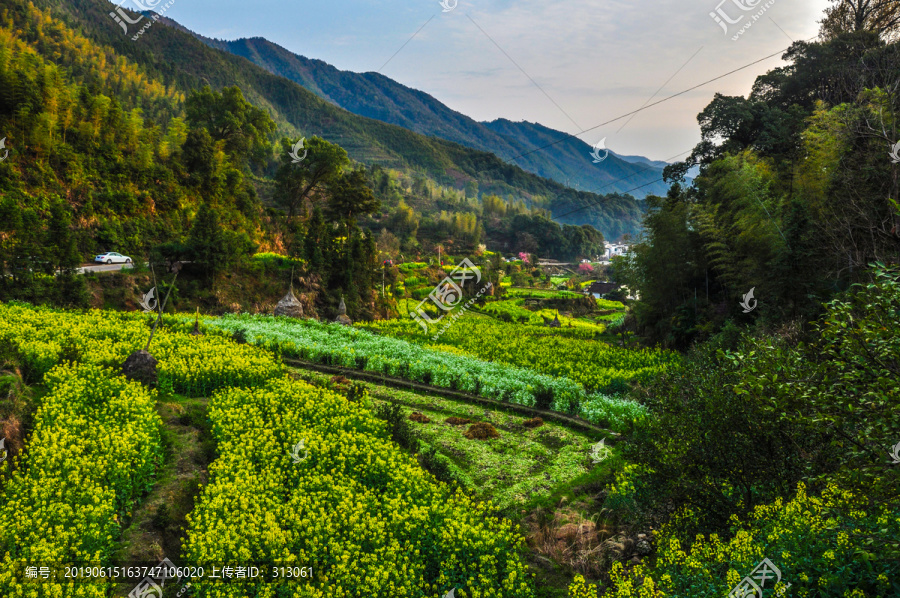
[518,252,529,262]
[578,263,594,274]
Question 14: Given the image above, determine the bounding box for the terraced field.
[0,303,538,598]
[294,371,617,515]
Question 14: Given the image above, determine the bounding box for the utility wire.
[509,37,815,163]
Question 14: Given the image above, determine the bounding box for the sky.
[128,0,833,162]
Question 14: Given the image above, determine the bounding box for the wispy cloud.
[158,0,830,160]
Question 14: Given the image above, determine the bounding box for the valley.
[1,0,899,596]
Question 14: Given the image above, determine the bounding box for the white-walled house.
[601,242,631,261]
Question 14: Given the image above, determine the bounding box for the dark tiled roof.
[585,282,620,295]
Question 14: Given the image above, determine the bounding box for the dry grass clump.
[525,504,652,579]
[445,416,472,425]
[523,417,544,429]
[463,422,499,440]
[409,412,431,424]
[525,506,612,578]
[330,375,351,389]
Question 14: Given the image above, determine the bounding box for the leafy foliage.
[608,265,900,595]
[633,32,900,346]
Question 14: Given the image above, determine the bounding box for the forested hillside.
[617,27,900,347]
[29,0,644,240]
[0,0,385,315]
[0,0,640,315]
[188,32,672,199]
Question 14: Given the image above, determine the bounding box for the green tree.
[327,169,380,236]
[275,136,349,220]
[185,86,275,168]
[303,206,327,275]
[181,128,221,196]
[187,203,230,284]
[47,199,81,274]
[820,0,900,38]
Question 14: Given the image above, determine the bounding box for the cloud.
[162,0,832,160]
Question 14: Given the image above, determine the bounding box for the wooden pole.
[144,265,179,352]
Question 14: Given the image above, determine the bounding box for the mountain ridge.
[24,0,646,239]
[185,31,673,199]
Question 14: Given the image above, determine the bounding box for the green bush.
[373,401,417,451]
[231,328,248,344]
[606,264,900,596]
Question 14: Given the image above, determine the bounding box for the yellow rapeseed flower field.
[0,303,280,395]
[0,303,536,596]
[184,377,534,597]
[0,363,162,597]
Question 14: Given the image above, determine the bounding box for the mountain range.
[189,33,675,199]
[11,0,660,240]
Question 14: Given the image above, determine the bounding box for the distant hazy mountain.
[193,35,672,199]
[611,152,670,169]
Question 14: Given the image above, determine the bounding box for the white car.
[94,252,132,264]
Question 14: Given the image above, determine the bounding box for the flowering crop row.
[0,363,162,597]
[206,314,588,413]
[477,301,609,338]
[479,300,547,324]
[184,377,533,597]
[365,316,676,395]
[0,303,280,396]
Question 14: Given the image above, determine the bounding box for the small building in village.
[583,281,621,298]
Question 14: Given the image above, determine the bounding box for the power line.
[554,177,666,221]
[615,46,704,135]
[552,150,691,225]
[508,37,815,164]
[378,15,436,73]
[466,13,583,131]
[566,148,694,200]
[542,37,817,223]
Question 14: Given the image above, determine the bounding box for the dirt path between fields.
[111,397,214,597]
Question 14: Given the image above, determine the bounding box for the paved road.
[76,263,134,274]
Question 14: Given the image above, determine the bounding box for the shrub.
[373,401,417,450]
[231,327,248,344]
[346,381,368,403]
[417,444,458,485]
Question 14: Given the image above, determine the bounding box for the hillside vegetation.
[193,33,671,199]
[0,0,629,317]
[616,28,900,347]
[26,0,646,239]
